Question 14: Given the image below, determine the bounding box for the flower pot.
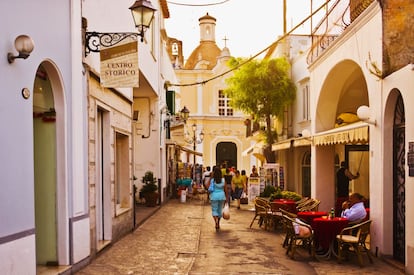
[144,192,158,207]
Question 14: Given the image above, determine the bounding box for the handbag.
[222,202,230,220]
[208,180,215,193]
[240,192,248,204]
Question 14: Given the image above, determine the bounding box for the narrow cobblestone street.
[77,199,403,275]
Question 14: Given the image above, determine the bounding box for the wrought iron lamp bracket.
[84,31,140,56]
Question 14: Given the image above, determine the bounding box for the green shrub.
[260,185,278,197]
[280,190,302,201]
[140,171,158,194]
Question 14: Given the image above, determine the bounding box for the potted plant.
[140,171,159,207]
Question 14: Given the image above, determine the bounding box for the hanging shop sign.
[100,40,139,88]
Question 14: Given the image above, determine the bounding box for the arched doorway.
[216,142,237,169]
[33,62,67,265]
[393,93,405,263]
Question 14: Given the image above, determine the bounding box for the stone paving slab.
[77,199,404,275]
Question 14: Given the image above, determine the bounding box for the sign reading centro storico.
[100,40,139,88]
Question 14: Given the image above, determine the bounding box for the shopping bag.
[222,203,230,220]
[240,192,248,204]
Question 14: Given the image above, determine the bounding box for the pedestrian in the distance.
[202,166,211,191]
[209,166,227,230]
[232,170,246,209]
[335,161,360,216]
[223,168,233,203]
[250,165,259,177]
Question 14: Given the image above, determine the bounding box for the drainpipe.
[136,97,153,139]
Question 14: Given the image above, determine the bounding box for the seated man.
[293,218,312,237]
[341,192,367,222]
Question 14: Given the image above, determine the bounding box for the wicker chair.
[279,209,298,247]
[336,220,373,267]
[295,197,309,206]
[296,198,314,211]
[269,201,294,230]
[249,197,271,229]
[282,215,315,259]
[298,199,321,212]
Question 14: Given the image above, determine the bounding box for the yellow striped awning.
[293,138,312,147]
[271,139,292,151]
[313,122,369,146]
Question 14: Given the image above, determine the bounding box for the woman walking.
[232,170,246,209]
[208,166,227,230]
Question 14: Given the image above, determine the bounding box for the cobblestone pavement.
[77,198,404,275]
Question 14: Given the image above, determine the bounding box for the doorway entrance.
[216,142,237,169]
[33,64,58,265]
[393,94,405,263]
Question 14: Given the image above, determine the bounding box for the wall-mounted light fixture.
[84,0,156,56]
[301,129,311,138]
[7,35,35,64]
[357,105,376,125]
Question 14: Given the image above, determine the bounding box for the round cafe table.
[312,217,349,259]
[297,211,327,225]
[271,199,297,213]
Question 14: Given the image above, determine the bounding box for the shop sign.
[100,40,139,87]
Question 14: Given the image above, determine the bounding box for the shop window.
[115,132,130,214]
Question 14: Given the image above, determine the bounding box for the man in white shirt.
[202,166,211,191]
[341,192,367,222]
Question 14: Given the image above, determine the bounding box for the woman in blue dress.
[208,166,227,230]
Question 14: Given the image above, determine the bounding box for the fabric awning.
[242,141,266,162]
[252,151,266,163]
[242,144,255,156]
[177,145,203,156]
[167,141,203,156]
[271,139,292,151]
[313,122,369,146]
[293,138,312,147]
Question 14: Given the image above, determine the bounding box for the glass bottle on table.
[330,207,335,219]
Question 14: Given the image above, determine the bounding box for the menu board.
[248,177,260,203]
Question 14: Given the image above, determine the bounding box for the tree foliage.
[224,57,296,162]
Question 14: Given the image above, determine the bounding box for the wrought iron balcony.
[307,0,375,64]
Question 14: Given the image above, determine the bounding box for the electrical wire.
[167,0,230,7]
[166,0,331,88]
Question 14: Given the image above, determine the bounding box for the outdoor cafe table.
[271,199,297,214]
[312,217,349,259]
[297,211,327,225]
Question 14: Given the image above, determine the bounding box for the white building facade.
[1,0,176,273]
[271,0,414,271]
[0,1,89,274]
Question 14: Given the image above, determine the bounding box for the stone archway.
[313,60,370,210]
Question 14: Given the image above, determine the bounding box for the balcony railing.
[307,0,375,64]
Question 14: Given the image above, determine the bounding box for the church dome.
[184,42,221,70]
[184,13,222,70]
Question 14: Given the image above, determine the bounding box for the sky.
[164,0,328,60]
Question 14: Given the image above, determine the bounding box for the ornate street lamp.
[180,106,190,123]
[185,123,204,181]
[129,0,157,42]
